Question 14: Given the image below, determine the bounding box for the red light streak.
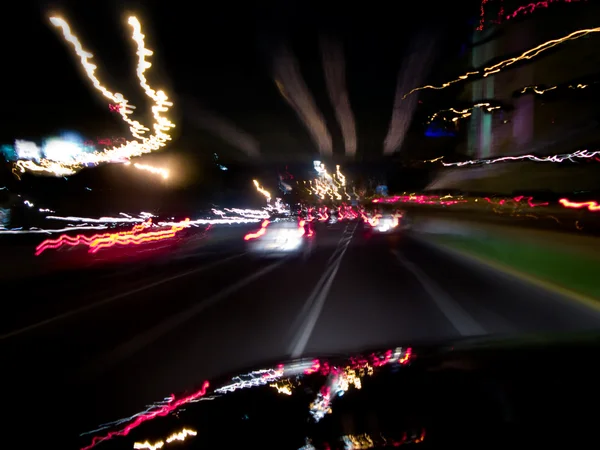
[306,349,412,422]
[244,219,269,240]
[317,206,329,222]
[300,219,314,237]
[368,214,382,226]
[298,219,306,237]
[477,0,491,30]
[83,137,128,147]
[89,220,188,253]
[81,381,209,450]
[506,0,583,20]
[304,348,411,377]
[513,195,549,207]
[373,195,467,206]
[35,219,189,255]
[478,0,582,30]
[559,198,600,212]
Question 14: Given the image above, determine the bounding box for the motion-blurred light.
[0,208,10,228]
[425,123,456,138]
[15,140,42,160]
[59,131,84,144]
[313,160,325,174]
[43,139,82,163]
[1,145,17,162]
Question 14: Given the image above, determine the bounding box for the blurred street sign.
[376,185,388,196]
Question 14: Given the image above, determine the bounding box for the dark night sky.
[1,0,479,211]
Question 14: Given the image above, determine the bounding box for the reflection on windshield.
[4,2,600,449]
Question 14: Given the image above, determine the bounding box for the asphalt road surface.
[3,220,600,446]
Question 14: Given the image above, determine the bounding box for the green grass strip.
[429,233,600,300]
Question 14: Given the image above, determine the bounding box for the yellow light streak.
[253,180,271,202]
[403,27,600,99]
[15,15,175,177]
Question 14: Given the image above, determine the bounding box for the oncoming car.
[244,216,314,259]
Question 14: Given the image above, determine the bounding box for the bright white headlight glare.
[376,218,395,232]
[282,237,302,250]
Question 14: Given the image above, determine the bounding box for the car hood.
[79,332,600,449]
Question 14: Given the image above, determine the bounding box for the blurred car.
[244,216,314,259]
[366,210,411,234]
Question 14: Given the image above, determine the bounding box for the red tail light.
[298,220,306,237]
[368,214,382,227]
[298,219,315,237]
[244,220,269,241]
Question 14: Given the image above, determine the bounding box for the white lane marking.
[287,223,354,336]
[80,259,286,378]
[324,225,352,263]
[391,249,486,336]
[289,261,343,358]
[288,224,357,358]
[289,257,338,334]
[0,253,245,341]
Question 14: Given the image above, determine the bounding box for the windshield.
[4,1,600,448]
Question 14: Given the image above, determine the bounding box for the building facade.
[427,0,600,193]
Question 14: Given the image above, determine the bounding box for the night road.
[4,222,600,445]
